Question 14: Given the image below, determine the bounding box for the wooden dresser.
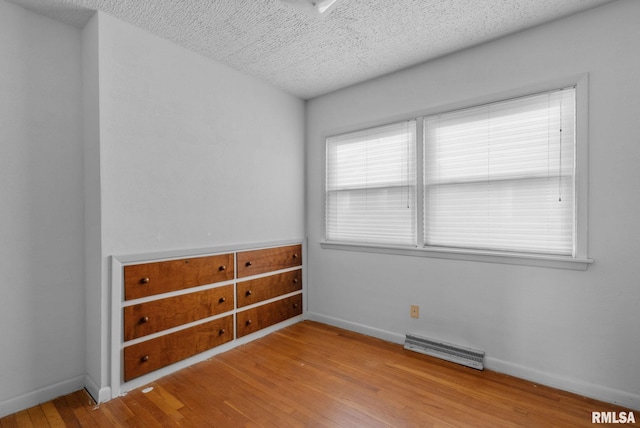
[236,244,303,337]
[113,241,304,391]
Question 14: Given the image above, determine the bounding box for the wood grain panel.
[236,269,302,308]
[123,284,234,341]
[236,244,301,278]
[236,294,302,338]
[123,315,233,381]
[124,253,234,300]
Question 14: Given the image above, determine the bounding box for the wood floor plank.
[0,415,18,428]
[24,405,49,427]
[62,391,99,427]
[227,333,466,427]
[39,402,66,428]
[183,363,293,427]
[164,369,257,427]
[1,321,637,427]
[208,361,338,427]
[50,396,81,428]
[99,397,140,427]
[129,388,183,427]
[212,358,328,426]
[90,405,127,427]
[13,410,34,428]
[248,329,485,426]
[216,345,390,427]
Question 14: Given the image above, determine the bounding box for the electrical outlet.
[410,305,419,319]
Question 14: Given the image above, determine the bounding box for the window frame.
[320,74,592,270]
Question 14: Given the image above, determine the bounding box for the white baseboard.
[304,311,640,412]
[0,375,85,418]
[84,374,111,404]
[485,357,640,412]
[304,312,405,344]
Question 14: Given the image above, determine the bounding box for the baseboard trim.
[304,311,640,412]
[84,374,111,404]
[485,357,640,412]
[305,312,405,344]
[0,375,85,418]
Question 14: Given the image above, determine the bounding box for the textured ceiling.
[9,0,617,99]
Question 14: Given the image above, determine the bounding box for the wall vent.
[404,333,485,370]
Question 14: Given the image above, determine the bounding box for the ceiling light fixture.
[280,0,340,18]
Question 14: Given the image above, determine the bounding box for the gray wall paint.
[97,12,306,256]
[306,0,640,410]
[1,2,305,415]
[81,13,103,401]
[0,0,85,415]
[91,12,306,396]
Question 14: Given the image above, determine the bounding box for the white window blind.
[424,87,576,255]
[326,121,417,245]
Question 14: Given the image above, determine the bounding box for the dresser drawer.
[123,315,233,381]
[237,269,302,308]
[236,244,301,278]
[123,284,234,341]
[236,294,302,338]
[124,253,234,300]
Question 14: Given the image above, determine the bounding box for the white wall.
[0,2,305,412]
[97,13,306,255]
[81,13,104,401]
[0,0,86,416]
[89,13,306,397]
[306,0,640,410]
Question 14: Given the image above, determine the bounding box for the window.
[424,87,576,256]
[323,83,589,268]
[326,121,416,245]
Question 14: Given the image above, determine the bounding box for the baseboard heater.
[404,333,485,370]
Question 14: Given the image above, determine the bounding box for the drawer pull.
[293,279,298,284]
[246,319,252,326]
[219,328,226,335]
[141,355,149,362]
[140,277,150,284]
[140,316,149,323]
[293,303,299,309]
[219,297,226,303]
[219,265,226,271]
[293,253,298,259]
[245,261,252,267]
[245,290,252,296]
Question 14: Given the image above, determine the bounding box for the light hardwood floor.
[1,321,636,427]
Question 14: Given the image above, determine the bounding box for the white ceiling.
[10,0,617,99]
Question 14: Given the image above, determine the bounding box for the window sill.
[319,241,593,271]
